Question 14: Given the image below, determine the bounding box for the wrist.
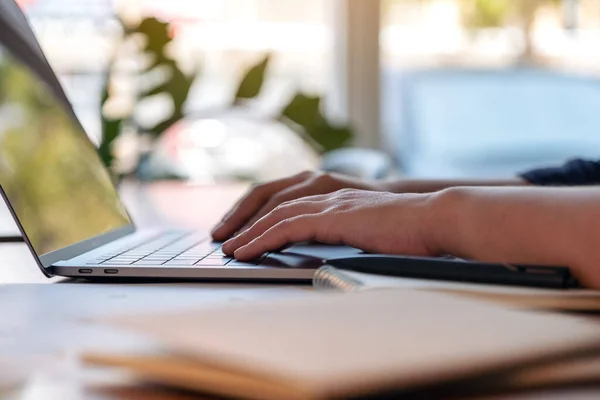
[421,187,471,256]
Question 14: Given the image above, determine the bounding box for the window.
[381,0,600,178]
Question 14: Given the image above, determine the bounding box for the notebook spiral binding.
[313,265,363,292]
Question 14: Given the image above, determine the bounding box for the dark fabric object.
[520,159,600,186]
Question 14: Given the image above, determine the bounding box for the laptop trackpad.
[261,243,362,269]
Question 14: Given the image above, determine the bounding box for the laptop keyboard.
[86,231,267,267]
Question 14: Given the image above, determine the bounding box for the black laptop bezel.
[0,19,136,277]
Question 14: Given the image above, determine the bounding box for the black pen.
[324,255,579,289]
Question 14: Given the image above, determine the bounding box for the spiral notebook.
[313,265,600,311]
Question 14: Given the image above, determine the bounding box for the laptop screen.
[0,42,131,256]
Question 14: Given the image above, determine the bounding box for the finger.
[222,199,324,255]
[226,193,332,253]
[211,171,311,241]
[239,184,333,232]
[233,215,328,260]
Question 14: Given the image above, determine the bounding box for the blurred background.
[15,0,600,182]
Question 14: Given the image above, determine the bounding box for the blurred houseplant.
[99,17,196,179]
[99,17,353,181]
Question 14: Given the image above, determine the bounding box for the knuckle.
[278,217,297,228]
[298,170,314,179]
[336,188,356,197]
[249,180,264,189]
[313,172,333,184]
[269,193,285,205]
[249,182,268,194]
[329,203,352,213]
[272,201,294,215]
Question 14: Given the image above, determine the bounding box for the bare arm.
[211,170,528,241]
[429,186,600,288]
[380,178,528,194]
[223,186,600,288]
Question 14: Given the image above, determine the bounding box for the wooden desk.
[1,182,600,400]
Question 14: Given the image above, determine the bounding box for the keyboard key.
[170,257,202,262]
[165,260,198,266]
[109,260,140,265]
[171,255,202,259]
[135,260,167,265]
[228,261,260,268]
[195,258,231,266]
[103,261,134,265]
[111,257,142,261]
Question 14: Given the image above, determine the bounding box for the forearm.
[380,178,528,194]
[427,187,600,288]
[380,158,600,193]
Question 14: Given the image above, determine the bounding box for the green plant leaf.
[98,79,122,169]
[136,59,196,138]
[100,17,197,180]
[98,116,122,169]
[133,17,172,64]
[280,93,321,126]
[306,122,353,153]
[234,54,270,103]
[280,92,353,153]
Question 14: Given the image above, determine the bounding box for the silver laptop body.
[0,25,359,282]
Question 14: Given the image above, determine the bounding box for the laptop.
[0,36,360,281]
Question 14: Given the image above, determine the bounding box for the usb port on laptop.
[104,269,119,274]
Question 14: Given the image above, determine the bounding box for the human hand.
[211,171,385,241]
[221,189,439,260]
